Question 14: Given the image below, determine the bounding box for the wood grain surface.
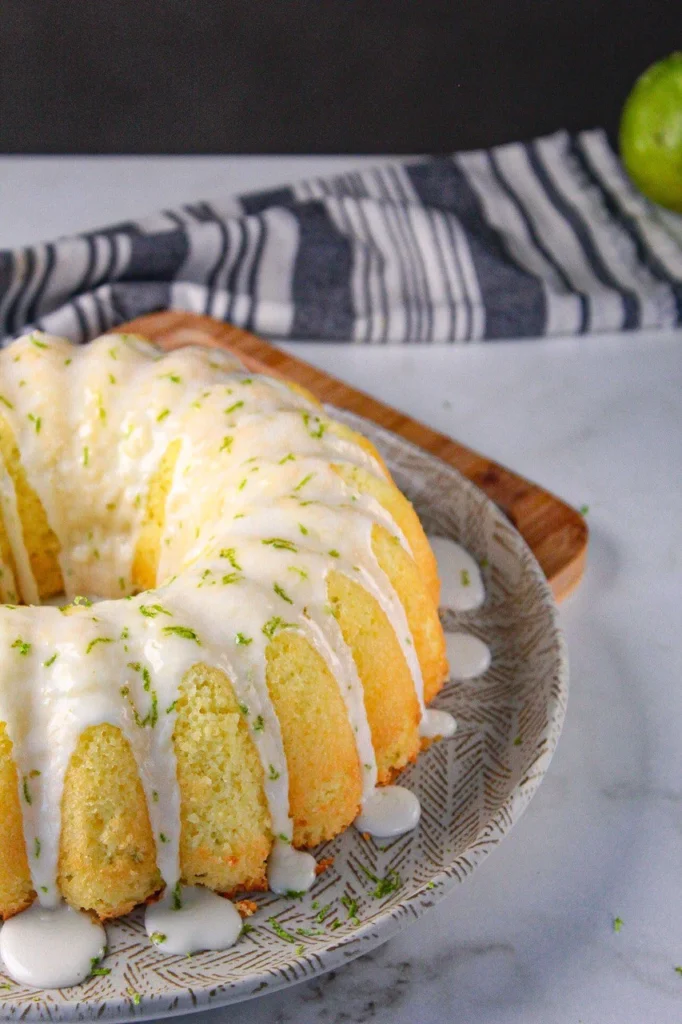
[116,311,587,601]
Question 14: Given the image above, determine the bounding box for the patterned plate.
[0,411,568,1022]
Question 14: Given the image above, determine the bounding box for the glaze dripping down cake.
[0,331,451,937]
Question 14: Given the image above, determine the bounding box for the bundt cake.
[0,330,451,979]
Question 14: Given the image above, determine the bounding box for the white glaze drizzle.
[446,632,492,680]
[144,885,242,956]
[267,840,317,895]
[427,535,485,611]
[420,708,458,740]
[0,331,464,970]
[354,785,421,838]
[0,902,105,989]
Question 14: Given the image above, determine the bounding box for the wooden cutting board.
[116,311,587,602]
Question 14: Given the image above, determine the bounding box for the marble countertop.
[3,157,682,1024]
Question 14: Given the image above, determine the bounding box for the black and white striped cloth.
[2,130,681,345]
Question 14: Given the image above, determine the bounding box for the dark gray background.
[0,0,677,153]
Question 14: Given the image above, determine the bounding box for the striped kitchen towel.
[1,129,681,345]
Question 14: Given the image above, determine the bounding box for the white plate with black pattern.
[0,410,568,1021]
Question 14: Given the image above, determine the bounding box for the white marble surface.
[2,158,682,1023]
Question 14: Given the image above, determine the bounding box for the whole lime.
[619,51,682,213]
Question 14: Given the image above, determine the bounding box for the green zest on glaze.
[11,638,31,656]
[139,604,172,618]
[156,408,170,422]
[460,569,470,587]
[28,413,41,434]
[220,435,234,452]
[268,764,280,780]
[302,411,327,439]
[262,538,298,552]
[613,916,623,933]
[43,652,58,667]
[150,932,166,945]
[86,637,113,654]
[220,547,242,570]
[0,395,13,409]
[221,571,242,585]
[273,582,293,604]
[293,472,315,493]
[253,715,265,732]
[172,882,183,910]
[262,615,295,638]
[161,625,201,643]
[235,632,252,646]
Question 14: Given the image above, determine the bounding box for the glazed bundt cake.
[0,331,450,957]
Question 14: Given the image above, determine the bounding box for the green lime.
[619,51,682,213]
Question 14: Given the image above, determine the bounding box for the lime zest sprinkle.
[341,894,360,924]
[82,445,89,466]
[221,571,242,585]
[162,625,201,644]
[0,395,13,409]
[302,411,326,439]
[360,865,402,898]
[156,408,170,422]
[613,916,623,933]
[262,538,298,552]
[11,638,31,656]
[150,931,166,945]
[28,412,41,433]
[262,615,295,638]
[220,435,234,452]
[293,472,315,493]
[268,917,297,943]
[279,453,295,464]
[43,652,58,667]
[253,715,265,732]
[235,632,252,646]
[314,903,332,923]
[298,522,308,535]
[579,504,590,516]
[30,335,48,349]
[460,568,471,587]
[225,400,244,415]
[34,837,41,859]
[273,582,293,604]
[139,603,172,618]
[268,764,280,780]
[219,547,242,570]
[86,636,113,654]
[172,882,183,911]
